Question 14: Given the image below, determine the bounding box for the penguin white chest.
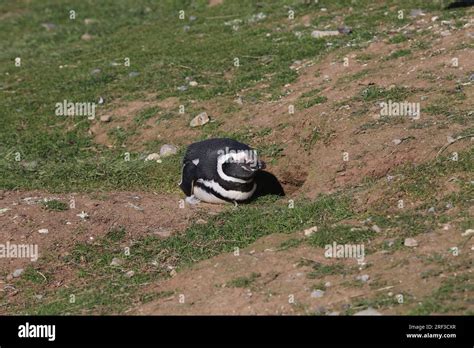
[193,179,256,204]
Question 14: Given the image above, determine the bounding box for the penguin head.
[218,149,265,180]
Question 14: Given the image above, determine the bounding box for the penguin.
[179,138,266,204]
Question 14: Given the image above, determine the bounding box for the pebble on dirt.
[404,238,418,247]
[159,144,178,157]
[145,153,161,162]
[13,268,24,278]
[311,289,325,298]
[190,112,210,127]
[110,257,123,267]
[354,308,382,316]
[304,226,318,236]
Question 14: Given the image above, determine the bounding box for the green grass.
[5,193,353,314]
[41,199,69,211]
[226,272,261,288]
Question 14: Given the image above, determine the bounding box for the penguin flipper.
[179,161,197,196]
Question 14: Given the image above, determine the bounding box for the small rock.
[38,228,49,234]
[91,68,101,75]
[34,294,43,300]
[159,144,178,157]
[190,112,210,127]
[110,258,123,267]
[404,238,418,247]
[145,153,161,162]
[440,30,451,37]
[324,281,331,288]
[337,26,352,35]
[428,207,435,213]
[311,289,325,298]
[196,219,207,225]
[84,18,97,25]
[371,225,381,233]
[354,308,382,316]
[392,138,402,145]
[170,269,177,277]
[469,73,474,82]
[0,208,11,214]
[431,16,439,22]
[356,274,370,282]
[81,33,93,41]
[314,305,326,314]
[100,115,111,122]
[177,85,188,92]
[98,97,105,105]
[304,226,318,237]
[189,15,197,21]
[125,270,135,278]
[311,30,340,38]
[410,9,425,17]
[183,25,191,32]
[189,81,198,87]
[128,71,140,78]
[461,229,474,237]
[41,23,56,31]
[12,268,24,278]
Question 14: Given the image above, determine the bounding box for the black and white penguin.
[179,138,266,204]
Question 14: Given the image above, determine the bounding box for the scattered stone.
[159,144,178,157]
[235,96,243,105]
[404,238,418,247]
[84,18,98,25]
[354,308,382,316]
[98,96,105,105]
[126,202,144,211]
[154,228,172,238]
[469,73,474,82]
[34,294,43,300]
[314,306,326,314]
[431,16,439,22]
[189,81,198,87]
[81,33,93,41]
[428,207,435,213]
[440,30,451,37]
[128,71,140,78]
[196,219,207,225]
[91,68,101,75]
[337,26,352,35]
[190,112,210,127]
[311,30,340,38]
[324,282,331,288]
[189,16,197,21]
[461,229,474,237]
[38,229,49,234]
[356,274,370,282]
[177,85,188,92]
[170,269,177,277]
[311,289,325,298]
[304,226,318,237]
[125,270,135,278]
[410,9,425,17]
[447,135,455,143]
[100,115,111,122]
[248,12,266,23]
[392,138,402,145]
[41,23,56,31]
[110,258,123,267]
[145,153,161,162]
[12,268,24,278]
[371,225,381,233]
[0,208,11,214]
